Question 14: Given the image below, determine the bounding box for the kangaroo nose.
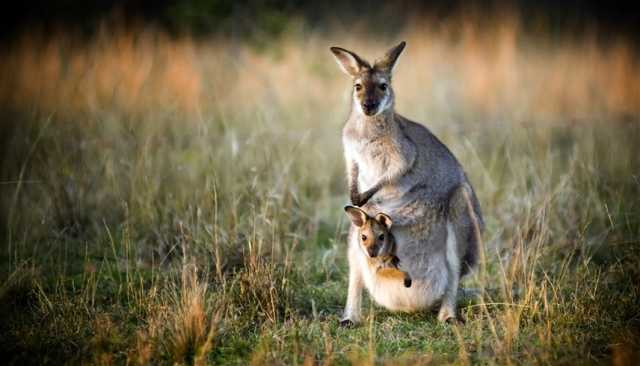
[363,101,378,113]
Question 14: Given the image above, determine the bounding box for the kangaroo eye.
[379,234,385,240]
[354,83,363,91]
[379,83,388,91]
[361,234,367,241]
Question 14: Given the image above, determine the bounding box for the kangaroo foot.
[437,306,457,323]
[339,319,356,328]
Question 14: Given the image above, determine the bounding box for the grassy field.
[1,17,640,365]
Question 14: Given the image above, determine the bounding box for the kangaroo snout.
[367,247,378,257]
[362,101,379,115]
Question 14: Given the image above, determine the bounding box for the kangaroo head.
[330,42,406,117]
[344,206,394,258]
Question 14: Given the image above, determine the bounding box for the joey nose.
[367,247,377,258]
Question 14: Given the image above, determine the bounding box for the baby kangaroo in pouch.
[344,205,412,288]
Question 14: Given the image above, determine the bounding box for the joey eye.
[379,83,388,91]
[379,234,385,240]
[361,234,367,241]
[354,83,363,91]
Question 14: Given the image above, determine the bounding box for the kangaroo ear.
[344,205,367,227]
[374,41,406,74]
[330,47,369,77]
[375,213,393,230]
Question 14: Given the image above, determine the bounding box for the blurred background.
[1,1,639,364]
[1,0,639,120]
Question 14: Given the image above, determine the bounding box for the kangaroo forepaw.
[351,194,368,207]
[350,194,362,207]
[353,189,377,207]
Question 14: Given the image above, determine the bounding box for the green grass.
[1,28,640,365]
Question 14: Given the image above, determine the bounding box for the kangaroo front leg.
[438,222,460,323]
[356,184,381,207]
[348,162,362,206]
[341,266,363,327]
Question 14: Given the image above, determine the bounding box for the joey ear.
[375,213,393,230]
[344,205,367,227]
[374,41,406,74]
[330,47,369,76]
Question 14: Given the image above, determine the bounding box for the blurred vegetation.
[1,5,640,365]
[3,1,640,43]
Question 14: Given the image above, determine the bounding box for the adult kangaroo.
[331,41,484,326]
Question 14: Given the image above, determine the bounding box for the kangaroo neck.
[349,108,398,140]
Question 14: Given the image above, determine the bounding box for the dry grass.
[1,12,639,365]
[165,265,221,366]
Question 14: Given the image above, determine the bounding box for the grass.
[1,15,640,365]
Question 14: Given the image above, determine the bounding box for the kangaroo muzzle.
[367,246,378,258]
[362,101,379,116]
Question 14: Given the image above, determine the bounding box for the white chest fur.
[344,131,414,193]
[349,140,385,190]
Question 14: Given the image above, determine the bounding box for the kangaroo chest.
[355,138,391,187]
[352,135,411,191]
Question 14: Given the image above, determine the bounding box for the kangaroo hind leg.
[438,221,460,323]
[448,183,484,277]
